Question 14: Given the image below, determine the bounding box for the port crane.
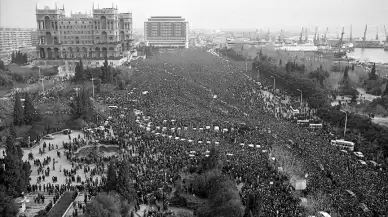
[362,25,368,48]
[335,26,345,50]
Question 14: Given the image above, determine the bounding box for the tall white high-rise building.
[144,16,189,48]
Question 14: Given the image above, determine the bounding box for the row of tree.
[82,158,136,217]
[253,59,388,161]
[11,51,28,65]
[73,58,123,84]
[0,125,32,216]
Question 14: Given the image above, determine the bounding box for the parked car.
[43,134,54,140]
[63,129,72,135]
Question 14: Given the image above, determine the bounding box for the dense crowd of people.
[15,48,388,217]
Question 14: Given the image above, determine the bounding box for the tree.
[343,66,349,79]
[22,54,28,64]
[69,87,94,120]
[0,60,5,71]
[23,93,35,125]
[84,192,130,217]
[9,124,17,140]
[0,128,30,199]
[11,51,15,64]
[74,59,85,82]
[369,63,377,80]
[13,92,24,126]
[116,159,136,202]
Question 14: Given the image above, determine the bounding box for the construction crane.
[362,25,368,48]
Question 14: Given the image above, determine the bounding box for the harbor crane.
[362,25,368,48]
[336,26,345,50]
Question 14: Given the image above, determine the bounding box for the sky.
[1,0,387,37]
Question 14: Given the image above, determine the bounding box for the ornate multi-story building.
[35,3,133,60]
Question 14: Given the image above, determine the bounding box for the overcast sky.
[1,0,387,37]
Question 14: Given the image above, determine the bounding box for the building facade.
[35,4,133,60]
[144,16,189,48]
[0,28,35,58]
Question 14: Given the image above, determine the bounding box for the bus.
[309,123,323,129]
[108,106,118,109]
[331,139,355,151]
[297,120,310,126]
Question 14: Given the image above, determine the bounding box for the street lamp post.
[297,89,303,111]
[270,76,275,90]
[91,77,96,99]
[340,110,348,138]
[38,67,45,93]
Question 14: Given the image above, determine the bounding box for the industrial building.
[144,16,189,48]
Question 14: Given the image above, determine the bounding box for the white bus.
[331,139,355,151]
[309,123,323,129]
[108,106,118,109]
[297,120,310,126]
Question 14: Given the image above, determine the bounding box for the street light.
[297,89,303,111]
[37,66,45,93]
[91,77,96,99]
[340,110,348,138]
[270,76,275,90]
